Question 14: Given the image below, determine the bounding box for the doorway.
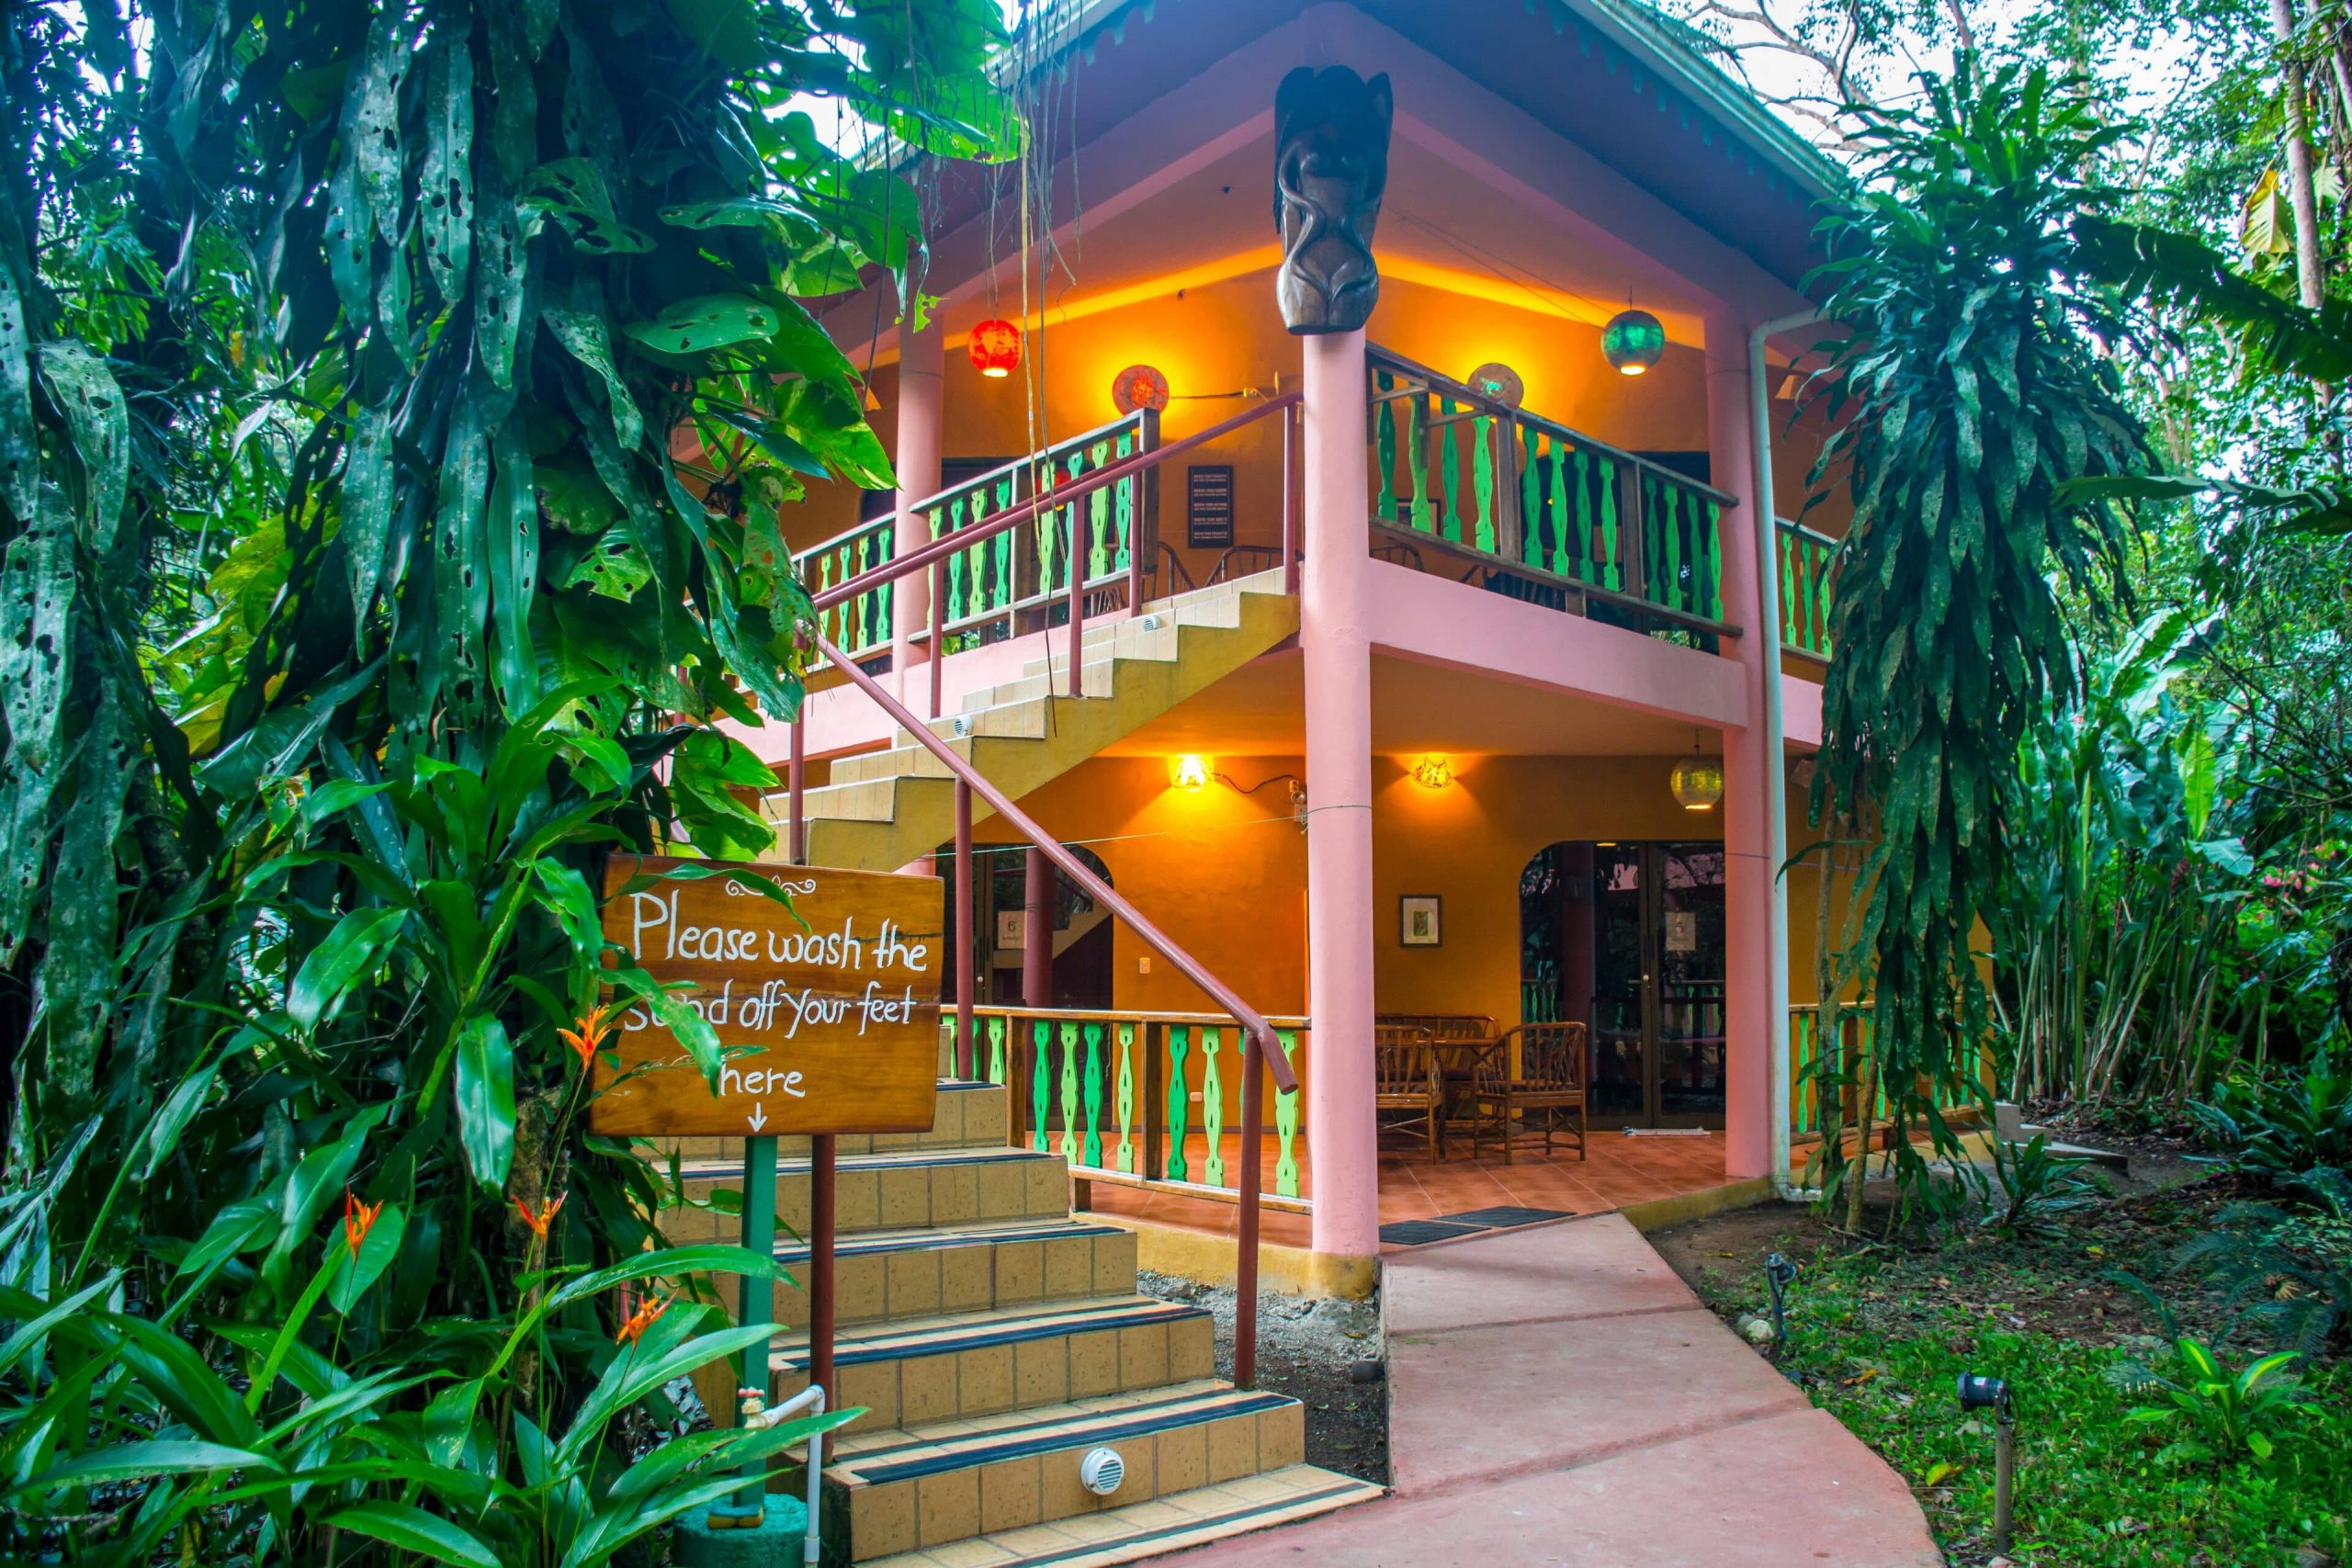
[934,841,1116,1009]
[1521,840,1727,1127]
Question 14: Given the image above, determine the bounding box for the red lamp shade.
[968,318,1022,378]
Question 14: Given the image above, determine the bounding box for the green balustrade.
[1438,398,1462,543]
[1057,1020,1081,1163]
[1272,1029,1302,1198]
[1408,394,1433,534]
[1375,370,1399,520]
[1472,413,1497,553]
[1029,1018,1050,1153]
[1080,1021,1105,1168]
[1521,426,1545,570]
[1200,1026,1226,1189]
[1165,1024,1191,1182]
[986,1014,1006,1085]
[1114,1023,1137,1173]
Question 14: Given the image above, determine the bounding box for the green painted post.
[1201,1027,1227,1188]
[1273,1029,1301,1198]
[727,1132,778,1521]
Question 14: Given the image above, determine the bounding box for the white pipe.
[746,1382,830,1562]
[1749,307,1824,1203]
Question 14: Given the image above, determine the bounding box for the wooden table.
[1430,1038,1505,1158]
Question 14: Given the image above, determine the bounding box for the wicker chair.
[1374,1024,1444,1166]
[1471,1021,1589,1165]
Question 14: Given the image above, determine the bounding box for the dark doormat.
[1379,1207,1577,1247]
[1377,1219,1487,1247]
[1441,1205,1575,1229]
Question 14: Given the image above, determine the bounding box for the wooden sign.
[1185,464,1235,548]
[590,855,944,1137]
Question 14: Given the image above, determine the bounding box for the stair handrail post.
[1235,1037,1267,1389]
[718,1130,780,1525]
[928,554,946,722]
[955,778,976,1080]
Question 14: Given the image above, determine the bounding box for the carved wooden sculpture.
[1273,65,1393,334]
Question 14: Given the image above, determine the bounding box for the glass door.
[1578,842,1727,1127]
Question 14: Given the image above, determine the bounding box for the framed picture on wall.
[1398,894,1442,948]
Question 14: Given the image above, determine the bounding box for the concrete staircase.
[773,571,1298,872]
[668,1039,1381,1565]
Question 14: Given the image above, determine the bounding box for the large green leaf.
[321,1501,502,1568]
[622,294,780,360]
[455,1014,516,1189]
[34,341,128,552]
[287,906,409,1032]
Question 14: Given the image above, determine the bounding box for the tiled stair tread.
[861,1465,1385,1568]
[770,1295,1206,1371]
[768,1218,1124,1265]
[830,1380,1293,1485]
[677,1145,1061,1181]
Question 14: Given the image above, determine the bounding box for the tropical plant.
[1979,1134,2102,1237]
[2109,1330,2316,1469]
[2176,1170,2352,1363]
[0,0,1017,1557]
[1800,57,2152,1226]
[2188,1052,2352,1190]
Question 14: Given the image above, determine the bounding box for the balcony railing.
[1776,518,1837,660]
[970,1006,1311,1213]
[796,410,1159,666]
[1365,346,1742,649]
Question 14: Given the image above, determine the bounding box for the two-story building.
[742,0,1855,1301]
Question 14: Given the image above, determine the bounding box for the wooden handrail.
[970,1004,1311,1029]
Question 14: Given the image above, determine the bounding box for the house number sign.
[590,854,944,1137]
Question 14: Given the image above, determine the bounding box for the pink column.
[1706,309,1774,1179]
[1301,330,1380,1261]
[890,318,944,694]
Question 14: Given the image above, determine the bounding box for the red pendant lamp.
[968,318,1022,378]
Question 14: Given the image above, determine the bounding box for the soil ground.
[1135,1270,1389,1486]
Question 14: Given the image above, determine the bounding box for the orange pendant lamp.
[969,318,1022,378]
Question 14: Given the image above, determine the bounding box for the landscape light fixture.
[1957,1372,2018,1553]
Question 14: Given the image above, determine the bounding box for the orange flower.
[343,1190,384,1255]
[614,1290,672,1346]
[514,1191,565,1241]
[559,1004,616,1071]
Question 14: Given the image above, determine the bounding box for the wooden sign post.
[594,854,944,1534]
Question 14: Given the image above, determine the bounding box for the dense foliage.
[0,0,1014,1558]
[1800,60,2151,1222]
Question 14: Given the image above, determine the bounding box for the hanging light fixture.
[1602,307,1666,376]
[968,318,1022,378]
[1669,734,1724,811]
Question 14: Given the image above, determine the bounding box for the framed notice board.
[1186,464,1235,549]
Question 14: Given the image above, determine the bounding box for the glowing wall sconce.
[1466,363,1522,407]
[1113,364,1170,414]
[1171,754,1211,792]
[1602,308,1666,376]
[969,318,1022,378]
[1410,755,1454,790]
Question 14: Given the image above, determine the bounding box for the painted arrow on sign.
[747,1101,768,1133]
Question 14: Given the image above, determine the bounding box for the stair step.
[831,741,978,785]
[644,1080,1008,1161]
[925,695,1051,741]
[772,1296,1216,1434]
[669,1145,1069,1243]
[709,1220,1138,1328]
[859,1464,1382,1568]
[829,1381,1307,1559]
[962,663,1118,712]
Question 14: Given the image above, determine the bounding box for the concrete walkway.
[1166,1214,1943,1567]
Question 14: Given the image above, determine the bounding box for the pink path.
[1161,1214,1943,1568]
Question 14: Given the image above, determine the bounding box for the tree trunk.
[2274,0,2328,310]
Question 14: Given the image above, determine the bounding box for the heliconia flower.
[514,1192,565,1241]
[343,1190,384,1255]
[560,1004,616,1071]
[615,1291,673,1346]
